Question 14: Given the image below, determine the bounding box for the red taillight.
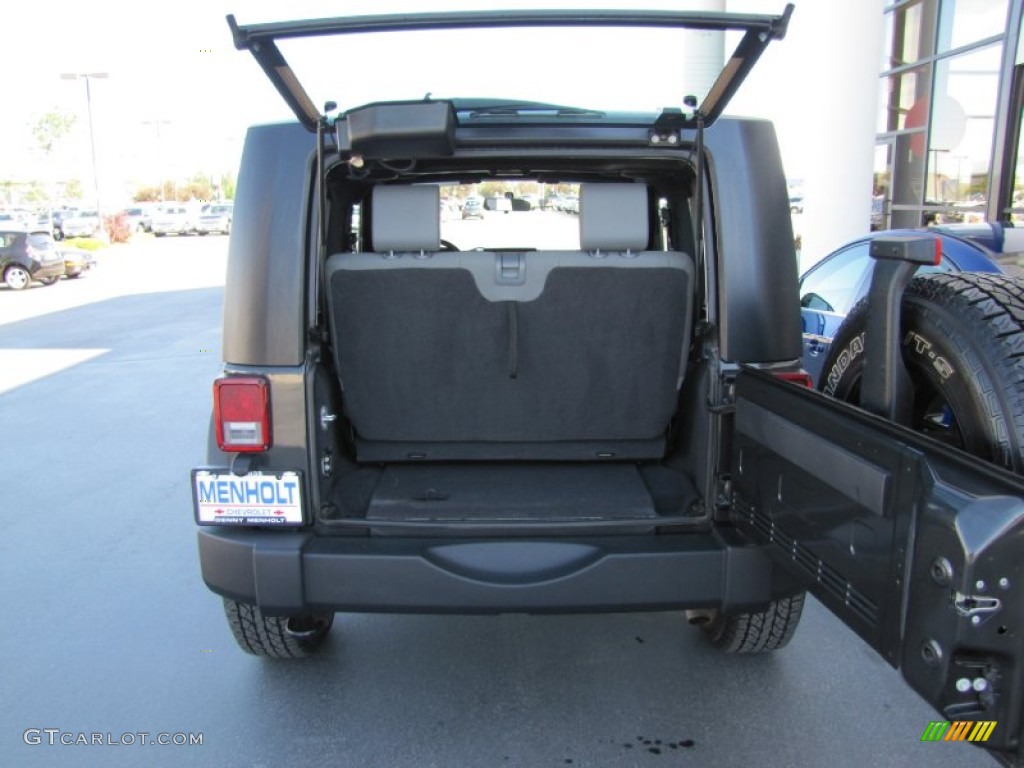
[214,377,271,452]
[774,371,814,388]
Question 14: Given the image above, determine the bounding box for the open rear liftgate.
[733,238,1024,765]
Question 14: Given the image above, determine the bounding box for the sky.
[0,0,866,208]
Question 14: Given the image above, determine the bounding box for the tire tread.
[820,273,1024,471]
[223,599,333,659]
[703,593,806,653]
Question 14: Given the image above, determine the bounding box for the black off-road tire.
[223,598,334,658]
[820,273,1024,472]
[702,593,806,653]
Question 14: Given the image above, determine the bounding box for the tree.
[134,186,162,203]
[64,179,84,202]
[23,181,48,203]
[32,111,76,156]
[30,110,77,206]
[220,172,236,200]
[182,175,214,203]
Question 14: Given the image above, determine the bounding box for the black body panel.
[704,119,801,364]
[223,123,314,367]
[733,369,1024,763]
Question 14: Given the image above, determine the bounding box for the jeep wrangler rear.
[194,9,1024,765]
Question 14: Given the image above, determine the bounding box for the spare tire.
[819,272,1024,473]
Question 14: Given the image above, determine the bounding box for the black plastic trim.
[197,528,781,615]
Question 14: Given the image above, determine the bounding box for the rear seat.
[325,182,695,461]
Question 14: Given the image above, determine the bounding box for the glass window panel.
[1012,116,1024,225]
[937,0,1009,53]
[883,0,936,69]
[926,45,1001,216]
[799,243,872,316]
[881,64,933,132]
[872,143,892,230]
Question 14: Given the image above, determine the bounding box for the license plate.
[192,470,303,526]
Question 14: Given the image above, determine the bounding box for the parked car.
[799,227,1006,387]
[461,197,483,219]
[0,229,64,290]
[194,203,233,235]
[61,210,101,239]
[58,246,96,279]
[483,195,513,213]
[0,211,29,228]
[194,11,1024,762]
[122,206,153,233]
[151,205,193,236]
[50,209,78,240]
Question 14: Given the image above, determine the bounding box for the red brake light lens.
[214,377,271,452]
[774,371,814,388]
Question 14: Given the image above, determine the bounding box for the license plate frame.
[192,469,304,527]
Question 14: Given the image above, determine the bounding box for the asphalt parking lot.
[0,233,992,767]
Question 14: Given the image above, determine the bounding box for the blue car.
[799,226,1012,387]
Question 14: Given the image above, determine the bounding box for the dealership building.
[875,0,1023,228]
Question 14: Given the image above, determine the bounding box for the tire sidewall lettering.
[823,332,865,398]
[902,330,956,381]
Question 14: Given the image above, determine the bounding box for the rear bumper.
[197,527,787,616]
[195,220,230,233]
[63,224,97,237]
[32,261,66,280]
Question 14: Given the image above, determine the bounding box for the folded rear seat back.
[326,183,695,461]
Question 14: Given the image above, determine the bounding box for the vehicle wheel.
[699,592,806,653]
[67,271,83,279]
[154,232,165,238]
[222,598,334,658]
[4,265,31,290]
[820,273,1024,472]
[41,276,60,286]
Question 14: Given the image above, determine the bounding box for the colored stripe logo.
[921,721,996,743]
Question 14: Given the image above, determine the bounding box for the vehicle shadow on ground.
[0,286,223,397]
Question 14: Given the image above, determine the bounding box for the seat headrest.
[372,186,440,252]
[580,183,649,252]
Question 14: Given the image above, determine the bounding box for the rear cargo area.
[322,461,699,533]
[315,176,706,535]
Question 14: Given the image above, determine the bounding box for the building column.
[794,0,886,266]
[682,0,726,99]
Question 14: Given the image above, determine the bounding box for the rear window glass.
[439,182,580,251]
[27,234,54,249]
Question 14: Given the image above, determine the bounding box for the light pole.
[61,72,108,233]
[142,119,172,202]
